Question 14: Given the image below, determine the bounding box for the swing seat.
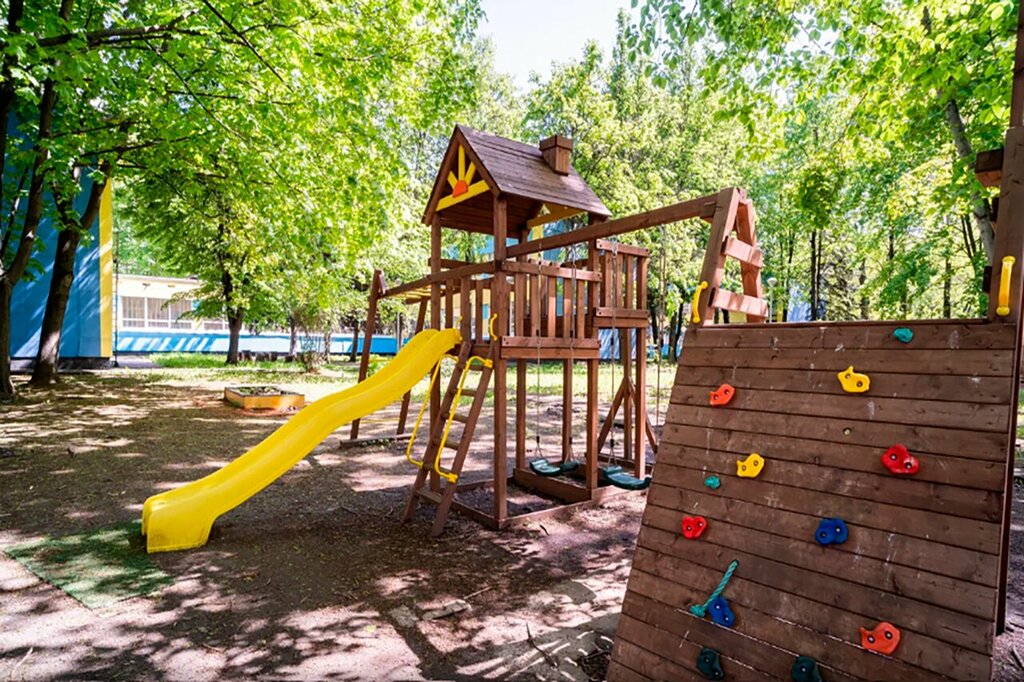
[600,465,652,491]
[529,458,581,477]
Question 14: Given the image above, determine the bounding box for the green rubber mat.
[4,521,171,609]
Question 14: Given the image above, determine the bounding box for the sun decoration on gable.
[437,146,489,211]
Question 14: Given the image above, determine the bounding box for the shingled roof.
[423,125,609,235]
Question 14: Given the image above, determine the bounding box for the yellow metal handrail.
[433,354,493,483]
[404,353,457,469]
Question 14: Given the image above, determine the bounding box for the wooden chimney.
[539,135,573,175]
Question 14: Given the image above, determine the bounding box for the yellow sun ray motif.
[437,145,489,211]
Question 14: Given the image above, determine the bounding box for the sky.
[478,0,634,89]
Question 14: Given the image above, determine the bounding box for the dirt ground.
[0,370,645,681]
[3,368,1024,680]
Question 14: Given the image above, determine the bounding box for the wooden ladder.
[402,341,495,536]
[692,187,768,325]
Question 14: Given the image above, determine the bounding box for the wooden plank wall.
[609,319,1018,681]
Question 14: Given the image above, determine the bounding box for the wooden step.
[416,489,443,505]
[443,437,462,451]
[461,387,480,398]
[451,413,470,424]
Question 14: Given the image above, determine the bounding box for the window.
[145,298,171,328]
[168,299,193,329]
[121,296,146,328]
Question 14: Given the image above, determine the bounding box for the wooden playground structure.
[605,8,1024,682]
[350,125,766,536]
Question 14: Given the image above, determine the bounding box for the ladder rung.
[443,437,462,451]
[461,388,479,398]
[417,489,442,505]
[451,413,470,424]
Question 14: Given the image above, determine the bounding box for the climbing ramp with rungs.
[608,319,1018,681]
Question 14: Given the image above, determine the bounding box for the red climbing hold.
[710,384,735,407]
[860,621,901,655]
[882,445,919,476]
[682,515,708,539]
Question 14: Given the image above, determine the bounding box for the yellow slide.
[141,328,461,553]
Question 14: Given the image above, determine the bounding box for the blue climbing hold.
[815,517,849,546]
[708,595,735,627]
[791,655,823,682]
[705,475,721,489]
[696,648,725,680]
[893,327,913,343]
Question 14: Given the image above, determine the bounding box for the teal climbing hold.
[893,327,913,343]
[704,475,721,489]
[791,655,823,682]
[696,648,724,680]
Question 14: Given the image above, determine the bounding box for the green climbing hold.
[696,648,724,680]
[893,327,913,343]
[704,475,721,489]
[791,655,823,682]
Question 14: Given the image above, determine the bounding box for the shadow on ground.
[0,372,645,680]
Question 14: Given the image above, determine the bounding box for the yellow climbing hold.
[736,453,764,478]
[837,366,870,393]
[691,281,709,324]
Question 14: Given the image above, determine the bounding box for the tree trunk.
[29,228,82,386]
[288,317,298,355]
[943,247,952,318]
[349,321,360,362]
[322,328,332,362]
[944,98,995,263]
[668,311,680,362]
[859,261,869,319]
[226,311,243,364]
[810,230,819,320]
[0,281,13,396]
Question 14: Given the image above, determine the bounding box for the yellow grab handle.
[997,255,1016,317]
[404,358,449,469]
[434,355,492,483]
[489,313,498,339]
[691,281,709,324]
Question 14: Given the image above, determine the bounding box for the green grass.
[4,521,171,609]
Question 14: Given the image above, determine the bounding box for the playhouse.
[351,126,767,536]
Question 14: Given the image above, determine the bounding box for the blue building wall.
[115,330,400,355]
[10,190,107,359]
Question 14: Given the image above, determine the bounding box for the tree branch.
[37,11,200,48]
[199,0,285,83]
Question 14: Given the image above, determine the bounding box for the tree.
[4,0,482,385]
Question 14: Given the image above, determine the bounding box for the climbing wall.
[608,319,1019,681]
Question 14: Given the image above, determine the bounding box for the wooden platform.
[608,319,1019,681]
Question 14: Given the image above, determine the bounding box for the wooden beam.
[501,260,602,281]
[384,261,496,299]
[507,194,719,258]
[349,269,385,440]
[691,188,741,327]
[492,194,509,526]
[595,239,650,257]
[976,148,1004,188]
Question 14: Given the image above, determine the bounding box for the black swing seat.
[599,465,652,491]
[529,458,580,477]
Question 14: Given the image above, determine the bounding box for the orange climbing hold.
[860,622,900,655]
[837,366,870,393]
[710,384,735,406]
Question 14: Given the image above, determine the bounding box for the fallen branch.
[525,623,557,668]
[9,647,34,679]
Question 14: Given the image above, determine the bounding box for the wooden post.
[514,260,527,470]
[429,216,442,492]
[396,298,428,435]
[585,223,603,492]
[492,194,509,525]
[634,257,648,477]
[350,269,385,440]
[692,187,741,328]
